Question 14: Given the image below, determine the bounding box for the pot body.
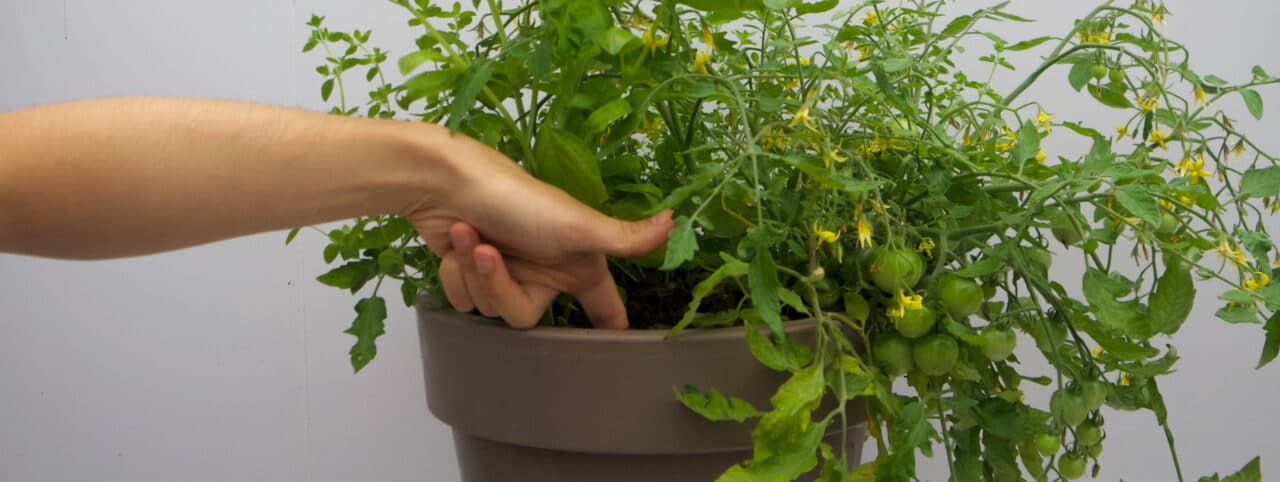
[417,304,867,482]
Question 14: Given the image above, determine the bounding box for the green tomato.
[1059,453,1087,480]
[1029,247,1053,271]
[889,116,921,137]
[1051,389,1090,427]
[1158,212,1180,236]
[814,278,841,310]
[1081,380,1109,411]
[873,334,915,376]
[937,275,983,320]
[895,306,937,339]
[1035,433,1060,457]
[1076,421,1103,447]
[1090,64,1109,80]
[868,247,925,293]
[1087,442,1103,458]
[1109,67,1126,84]
[913,334,959,376]
[980,327,1018,361]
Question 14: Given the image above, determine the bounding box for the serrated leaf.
[1092,83,1135,108]
[1011,121,1041,163]
[750,248,784,334]
[1150,260,1195,334]
[670,256,749,334]
[397,49,445,75]
[1068,61,1093,92]
[446,60,494,131]
[1198,456,1261,482]
[952,258,1004,278]
[1217,304,1261,325]
[1006,36,1052,51]
[777,286,810,315]
[974,398,1051,442]
[674,385,762,422]
[584,98,632,135]
[346,296,387,372]
[661,216,698,270]
[1241,89,1264,120]
[595,26,637,55]
[1240,166,1280,198]
[1259,311,1280,369]
[316,260,379,293]
[1115,184,1162,227]
[534,127,608,208]
[402,69,459,106]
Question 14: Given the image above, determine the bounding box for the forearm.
[0,97,455,259]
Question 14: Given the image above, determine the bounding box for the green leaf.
[584,98,633,135]
[670,256,749,334]
[1083,268,1152,339]
[1068,61,1093,92]
[446,61,494,131]
[1258,311,1280,369]
[783,155,881,193]
[1240,166,1280,198]
[795,0,839,14]
[285,227,301,245]
[1149,259,1195,334]
[1217,305,1261,325]
[316,260,379,293]
[952,258,1005,278]
[595,27,637,56]
[1115,184,1162,227]
[745,321,794,371]
[397,49,445,76]
[674,385,762,423]
[1241,89,1265,120]
[777,286,810,315]
[1006,36,1053,51]
[1091,83,1135,108]
[376,249,404,275]
[661,216,698,270]
[1199,456,1262,482]
[974,398,1051,442]
[876,401,938,482]
[750,247,784,334]
[400,280,421,308]
[320,78,335,102]
[402,69,459,106]
[882,56,914,73]
[533,127,608,208]
[762,0,790,10]
[346,296,387,372]
[1011,121,1041,163]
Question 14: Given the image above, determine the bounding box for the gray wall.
[0,1,1276,481]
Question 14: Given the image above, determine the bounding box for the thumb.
[585,209,676,258]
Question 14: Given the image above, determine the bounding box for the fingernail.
[475,254,494,274]
[652,210,673,226]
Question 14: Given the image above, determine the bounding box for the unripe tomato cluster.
[864,247,1017,380]
[1039,380,1110,479]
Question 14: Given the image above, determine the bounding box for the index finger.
[572,257,629,329]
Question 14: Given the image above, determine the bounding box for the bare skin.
[0,97,674,329]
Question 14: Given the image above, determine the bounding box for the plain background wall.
[0,1,1277,481]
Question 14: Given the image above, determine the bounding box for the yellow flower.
[782,78,800,90]
[887,305,905,319]
[1036,149,1047,163]
[858,46,872,61]
[1119,372,1131,386]
[1231,247,1251,266]
[1116,125,1129,137]
[1176,154,1212,184]
[790,107,816,130]
[863,10,879,26]
[798,56,811,67]
[1217,239,1234,259]
[1158,199,1175,212]
[1195,85,1207,106]
[1035,109,1055,133]
[814,222,842,247]
[641,23,669,55]
[1138,96,1159,113]
[1152,2,1168,24]
[702,27,715,49]
[691,50,711,74]
[640,115,661,136]
[821,146,848,167]
[1091,346,1105,359]
[897,291,925,311]
[1150,129,1167,150]
[916,237,936,257]
[1234,141,1247,159]
[1179,195,1195,207]
[856,218,873,248]
[1245,272,1271,291]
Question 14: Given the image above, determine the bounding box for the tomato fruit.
[980,327,1017,361]
[873,333,915,376]
[814,278,841,309]
[868,247,925,293]
[1076,421,1103,447]
[1109,67,1125,83]
[895,306,936,339]
[1051,389,1090,427]
[1087,442,1103,458]
[1081,380,1108,411]
[1159,212,1180,236]
[938,275,983,320]
[1059,453,1087,480]
[1035,433,1060,457]
[1029,247,1053,271]
[1091,64,1108,80]
[913,334,959,376]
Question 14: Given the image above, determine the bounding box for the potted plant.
[296,0,1277,480]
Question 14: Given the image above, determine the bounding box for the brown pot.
[417,303,868,482]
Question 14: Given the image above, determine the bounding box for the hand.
[408,132,675,329]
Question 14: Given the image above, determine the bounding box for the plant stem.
[1163,423,1186,482]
